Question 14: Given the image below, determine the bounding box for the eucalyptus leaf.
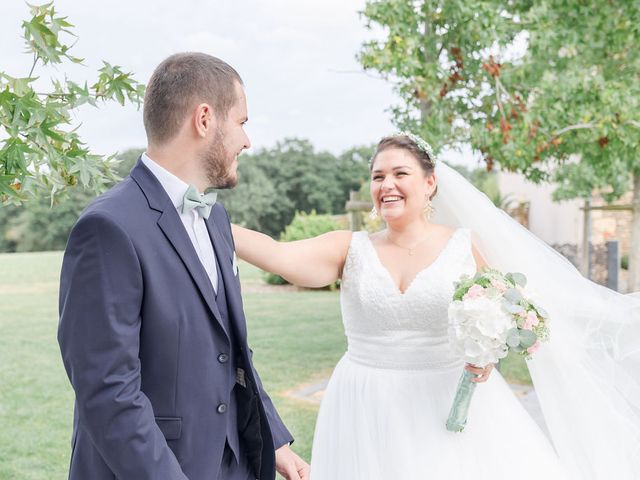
[519,329,538,349]
[506,328,521,348]
[536,306,549,319]
[504,288,523,304]
[510,272,527,287]
[502,300,525,315]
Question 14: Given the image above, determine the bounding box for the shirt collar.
[141,152,189,211]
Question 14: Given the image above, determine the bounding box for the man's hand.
[275,444,310,480]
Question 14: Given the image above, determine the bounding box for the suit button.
[217,403,227,414]
[218,353,229,363]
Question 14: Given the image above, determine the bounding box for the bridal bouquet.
[445,268,550,432]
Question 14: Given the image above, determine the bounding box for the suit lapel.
[130,159,228,339]
[157,212,228,335]
[206,216,248,342]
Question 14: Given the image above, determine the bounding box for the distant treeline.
[0,139,374,253]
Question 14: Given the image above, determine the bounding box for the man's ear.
[194,103,215,138]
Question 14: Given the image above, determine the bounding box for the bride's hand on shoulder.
[465,363,495,383]
[231,224,352,288]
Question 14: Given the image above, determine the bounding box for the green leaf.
[503,288,523,304]
[506,328,521,348]
[502,300,525,315]
[0,2,145,202]
[0,175,22,198]
[22,2,78,66]
[518,329,538,349]
[509,272,527,287]
[535,305,549,319]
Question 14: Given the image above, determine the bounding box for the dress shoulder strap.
[341,231,370,280]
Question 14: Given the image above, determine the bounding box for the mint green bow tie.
[181,184,217,219]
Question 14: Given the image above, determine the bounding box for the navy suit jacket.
[58,159,292,479]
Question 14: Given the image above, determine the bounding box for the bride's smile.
[370,146,437,224]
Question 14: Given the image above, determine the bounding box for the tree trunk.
[628,174,640,292]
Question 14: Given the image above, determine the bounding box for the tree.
[336,144,375,210]
[0,148,143,253]
[473,2,640,287]
[359,1,640,287]
[218,139,370,236]
[358,0,527,151]
[216,159,285,236]
[0,2,145,204]
[0,138,370,252]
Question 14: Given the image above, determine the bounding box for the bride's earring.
[369,206,378,219]
[423,198,434,220]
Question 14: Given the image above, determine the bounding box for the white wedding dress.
[310,228,567,480]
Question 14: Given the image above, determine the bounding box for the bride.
[231,133,640,479]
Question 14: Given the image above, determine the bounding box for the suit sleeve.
[248,351,295,448]
[220,207,294,449]
[58,212,188,480]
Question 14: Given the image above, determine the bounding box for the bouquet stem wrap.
[446,369,477,432]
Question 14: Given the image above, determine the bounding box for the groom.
[58,53,309,480]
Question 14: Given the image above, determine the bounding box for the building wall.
[496,170,632,292]
[497,171,583,245]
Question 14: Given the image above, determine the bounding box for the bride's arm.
[231,224,352,288]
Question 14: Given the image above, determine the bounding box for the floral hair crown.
[369,131,436,168]
[393,131,436,162]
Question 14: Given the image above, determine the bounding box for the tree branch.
[37,92,107,100]
[494,77,506,119]
[551,123,595,138]
[28,53,38,78]
[18,131,54,155]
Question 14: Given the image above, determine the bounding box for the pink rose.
[464,284,486,300]
[527,341,541,355]
[523,311,540,330]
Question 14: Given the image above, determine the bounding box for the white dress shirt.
[141,153,218,293]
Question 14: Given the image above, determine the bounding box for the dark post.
[345,191,372,232]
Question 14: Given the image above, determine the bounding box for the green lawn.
[0,251,529,479]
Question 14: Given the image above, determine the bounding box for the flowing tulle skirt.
[310,354,568,480]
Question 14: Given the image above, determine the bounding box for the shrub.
[621,254,629,270]
[263,211,341,288]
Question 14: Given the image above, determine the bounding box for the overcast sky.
[1,0,478,166]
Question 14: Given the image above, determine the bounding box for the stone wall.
[591,191,632,253]
[552,242,618,289]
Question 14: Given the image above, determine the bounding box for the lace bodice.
[340,228,477,370]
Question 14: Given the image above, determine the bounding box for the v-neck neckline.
[364,229,461,296]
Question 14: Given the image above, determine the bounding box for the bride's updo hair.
[370,134,438,199]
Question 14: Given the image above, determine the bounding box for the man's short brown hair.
[143,52,243,145]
